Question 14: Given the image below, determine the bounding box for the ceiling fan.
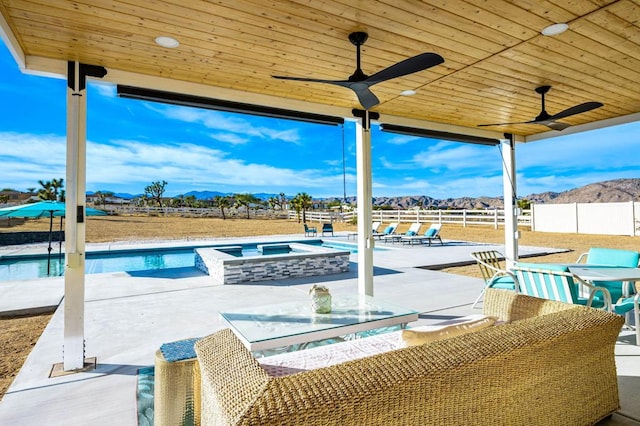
[272,32,444,110]
[478,85,603,131]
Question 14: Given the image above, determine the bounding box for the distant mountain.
[325,178,640,209]
[182,191,282,200]
[183,190,231,200]
[86,191,139,199]
[86,178,639,208]
[527,178,640,204]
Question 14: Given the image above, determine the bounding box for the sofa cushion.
[258,315,493,377]
[488,275,516,290]
[258,330,400,377]
[400,316,498,347]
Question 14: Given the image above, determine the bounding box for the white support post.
[501,136,518,268]
[64,61,87,370]
[355,113,374,296]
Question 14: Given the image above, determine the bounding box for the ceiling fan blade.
[274,75,378,108]
[352,86,380,110]
[479,119,570,131]
[365,53,445,85]
[546,101,604,121]
[273,33,443,110]
[478,85,602,130]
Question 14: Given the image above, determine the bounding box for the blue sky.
[0,40,638,199]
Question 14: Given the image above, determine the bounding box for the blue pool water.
[0,240,366,281]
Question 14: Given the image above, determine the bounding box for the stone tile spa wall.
[195,243,350,285]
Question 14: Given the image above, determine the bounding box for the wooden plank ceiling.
[1,0,639,137]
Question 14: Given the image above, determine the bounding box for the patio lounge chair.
[373,223,398,239]
[322,223,334,236]
[304,223,317,236]
[382,222,421,243]
[576,247,640,302]
[401,223,443,246]
[511,265,612,310]
[347,221,381,240]
[470,250,517,308]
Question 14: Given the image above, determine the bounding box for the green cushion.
[515,262,569,273]
[614,297,637,315]
[575,297,606,309]
[488,275,516,290]
[425,228,437,237]
[587,248,639,267]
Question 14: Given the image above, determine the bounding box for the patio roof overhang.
[1,1,639,142]
[2,1,639,371]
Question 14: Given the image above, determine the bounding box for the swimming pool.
[0,240,369,281]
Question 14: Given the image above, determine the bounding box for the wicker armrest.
[194,329,270,424]
[483,287,583,321]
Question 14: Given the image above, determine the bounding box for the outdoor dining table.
[569,265,640,327]
[568,265,640,298]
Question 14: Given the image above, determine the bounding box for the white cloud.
[3,118,639,199]
[0,132,66,189]
[324,159,341,167]
[92,83,117,98]
[0,129,357,197]
[210,133,249,145]
[373,174,505,198]
[149,105,301,144]
[411,142,501,171]
[385,135,421,145]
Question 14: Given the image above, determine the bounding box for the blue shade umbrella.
[0,201,107,275]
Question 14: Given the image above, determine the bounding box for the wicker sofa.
[194,289,624,426]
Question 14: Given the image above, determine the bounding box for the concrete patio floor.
[0,234,638,425]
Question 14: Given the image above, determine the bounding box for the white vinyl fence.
[100,203,640,236]
[290,209,532,229]
[532,201,640,236]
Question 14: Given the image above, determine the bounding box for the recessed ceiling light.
[155,36,180,48]
[541,23,569,36]
[400,89,417,96]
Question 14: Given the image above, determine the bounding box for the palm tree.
[51,178,64,201]
[37,180,55,200]
[290,194,302,223]
[213,195,230,219]
[296,192,313,223]
[234,193,260,219]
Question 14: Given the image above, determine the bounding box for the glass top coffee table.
[219,295,419,352]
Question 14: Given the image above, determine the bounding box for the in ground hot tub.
[195,243,350,285]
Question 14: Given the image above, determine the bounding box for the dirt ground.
[1,215,639,399]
